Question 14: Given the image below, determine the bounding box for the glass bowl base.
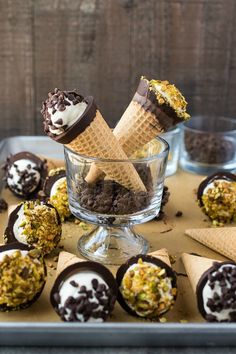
[78,225,149,265]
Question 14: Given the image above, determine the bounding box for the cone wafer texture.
[56,251,85,276]
[185,227,236,262]
[182,253,220,292]
[67,110,146,191]
[149,248,171,267]
[85,77,190,183]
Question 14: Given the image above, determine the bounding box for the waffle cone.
[114,100,163,157]
[66,110,145,192]
[56,251,84,276]
[185,227,236,262]
[182,253,221,293]
[149,248,171,267]
[85,101,162,183]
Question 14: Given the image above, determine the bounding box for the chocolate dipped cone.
[51,251,117,322]
[42,91,145,192]
[182,253,220,293]
[85,76,190,183]
[181,253,236,322]
[113,77,190,156]
[185,227,236,262]
[56,251,85,276]
[149,248,171,267]
[116,251,177,319]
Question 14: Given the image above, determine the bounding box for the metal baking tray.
[0,136,236,347]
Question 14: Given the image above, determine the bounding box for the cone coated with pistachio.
[197,172,236,226]
[116,253,177,319]
[0,243,46,311]
[4,200,62,255]
[43,168,71,221]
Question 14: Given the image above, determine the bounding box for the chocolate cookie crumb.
[0,198,8,213]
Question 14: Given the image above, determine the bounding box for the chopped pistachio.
[22,200,61,255]
[49,179,71,221]
[201,180,236,226]
[48,167,65,177]
[0,250,45,308]
[120,258,176,318]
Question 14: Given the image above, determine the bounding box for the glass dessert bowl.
[64,137,169,265]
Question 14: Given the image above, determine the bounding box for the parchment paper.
[0,162,231,324]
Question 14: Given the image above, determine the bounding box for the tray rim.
[0,135,236,347]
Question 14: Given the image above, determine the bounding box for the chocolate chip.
[0,198,8,213]
[58,307,67,316]
[97,283,106,292]
[205,314,217,322]
[54,118,63,125]
[65,296,76,309]
[175,211,183,217]
[76,301,85,314]
[70,280,79,288]
[92,278,98,290]
[79,285,87,293]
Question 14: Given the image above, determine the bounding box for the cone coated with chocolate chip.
[185,227,236,262]
[42,92,145,192]
[181,253,236,322]
[51,251,118,322]
[181,253,220,294]
[85,76,190,183]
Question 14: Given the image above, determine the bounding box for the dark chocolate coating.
[50,261,118,321]
[4,151,48,199]
[0,243,47,312]
[134,78,184,131]
[116,254,177,318]
[196,261,236,321]
[43,170,66,197]
[44,96,98,144]
[197,171,236,207]
[4,201,61,248]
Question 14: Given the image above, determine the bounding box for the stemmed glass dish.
[64,137,169,265]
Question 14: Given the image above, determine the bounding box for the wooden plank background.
[0,0,235,139]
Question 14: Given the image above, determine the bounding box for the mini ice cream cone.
[42,91,145,192]
[149,248,171,267]
[185,227,236,262]
[181,253,236,322]
[182,253,220,293]
[56,251,85,276]
[85,77,190,183]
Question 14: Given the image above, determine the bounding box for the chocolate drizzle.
[42,94,98,144]
[50,261,117,322]
[197,261,236,322]
[197,171,236,207]
[133,78,184,131]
